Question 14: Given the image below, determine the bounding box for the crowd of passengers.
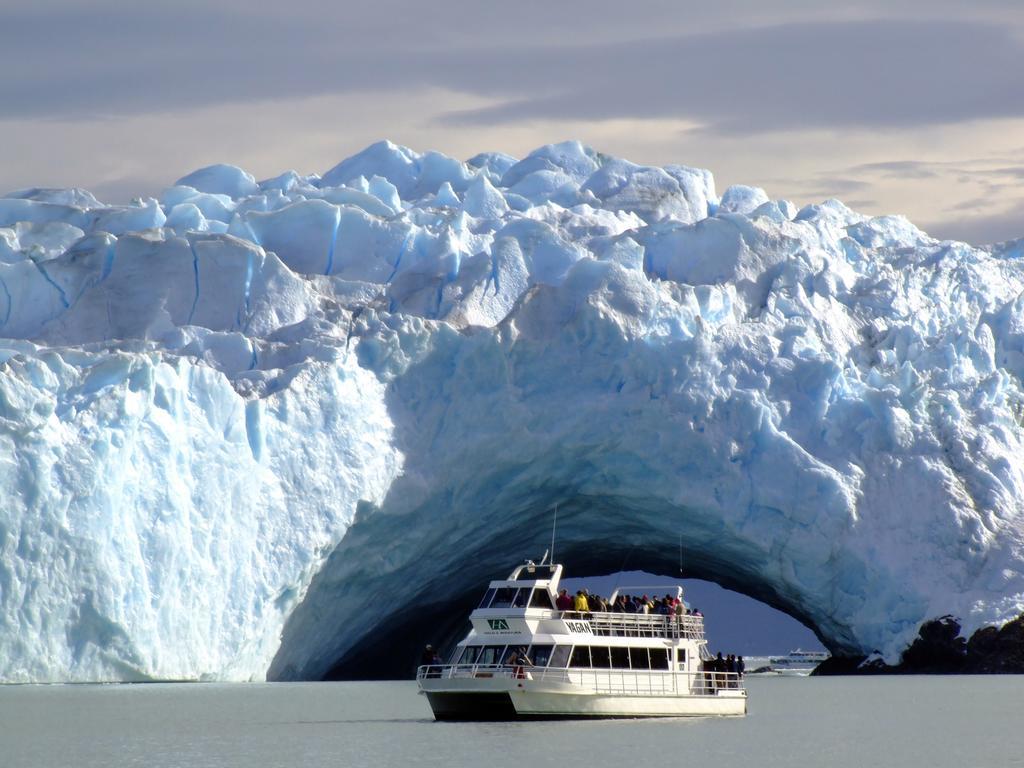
[703,651,745,690]
[555,588,703,618]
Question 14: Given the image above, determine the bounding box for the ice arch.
[269,498,833,681]
[268,262,1022,679]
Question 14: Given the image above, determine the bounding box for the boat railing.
[416,664,744,696]
[559,611,705,641]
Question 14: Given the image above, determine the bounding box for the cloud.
[924,200,1024,245]
[791,177,874,197]
[850,158,1024,182]
[3,12,1024,136]
[848,161,941,179]
[438,20,1024,133]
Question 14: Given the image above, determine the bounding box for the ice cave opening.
[267,496,836,681]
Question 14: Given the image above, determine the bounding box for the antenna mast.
[550,504,558,565]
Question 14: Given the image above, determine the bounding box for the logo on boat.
[565,621,591,634]
[487,619,510,631]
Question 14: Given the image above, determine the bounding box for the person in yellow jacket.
[573,589,590,612]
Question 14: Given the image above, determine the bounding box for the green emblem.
[487,618,510,630]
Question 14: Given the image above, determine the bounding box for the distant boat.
[762,649,829,675]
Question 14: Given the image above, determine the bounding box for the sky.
[2,1,1023,245]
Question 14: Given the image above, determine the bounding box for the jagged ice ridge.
[1,140,1023,682]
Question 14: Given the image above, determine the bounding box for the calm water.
[2,677,1023,768]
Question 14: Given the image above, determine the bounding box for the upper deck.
[470,607,706,642]
[467,561,705,644]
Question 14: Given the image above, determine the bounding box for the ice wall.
[1,141,1023,681]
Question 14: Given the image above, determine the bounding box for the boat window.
[477,646,506,666]
[498,646,517,664]
[610,647,630,669]
[528,645,553,667]
[458,646,481,665]
[590,647,611,668]
[477,588,496,609]
[549,646,571,668]
[512,588,530,608]
[569,646,591,668]
[529,588,554,609]
[489,588,518,608]
[677,649,686,663]
[629,647,650,670]
[649,648,669,669]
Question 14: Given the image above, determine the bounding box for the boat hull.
[420,678,747,720]
[424,691,520,721]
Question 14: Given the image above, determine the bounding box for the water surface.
[2,677,1022,767]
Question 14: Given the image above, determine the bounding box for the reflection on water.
[1,678,1022,768]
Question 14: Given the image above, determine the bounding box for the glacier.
[1,140,1023,682]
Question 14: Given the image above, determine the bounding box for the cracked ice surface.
[1,140,1023,681]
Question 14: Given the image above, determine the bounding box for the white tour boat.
[765,649,830,675]
[416,560,747,720]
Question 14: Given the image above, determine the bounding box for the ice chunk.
[752,199,797,222]
[91,199,167,235]
[507,169,580,206]
[719,185,770,215]
[164,203,209,233]
[258,170,302,194]
[321,140,421,196]
[175,164,259,199]
[433,182,461,208]
[12,221,85,260]
[462,174,508,218]
[367,175,402,212]
[0,198,89,230]
[501,140,600,187]
[236,199,340,275]
[583,159,714,223]
[325,207,412,283]
[5,187,103,208]
[466,151,518,182]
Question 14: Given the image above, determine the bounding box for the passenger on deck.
[624,595,637,613]
[737,656,745,677]
[509,647,533,679]
[555,588,573,611]
[421,644,436,667]
[421,644,441,678]
[701,657,714,692]
[573,589,590,612]
[612,596,625,613]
